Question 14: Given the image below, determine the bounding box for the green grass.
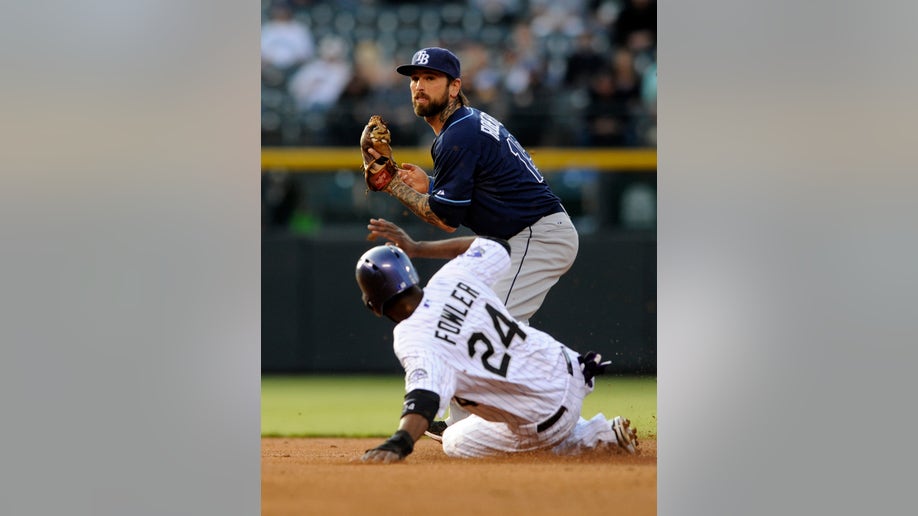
[262,374,657,439]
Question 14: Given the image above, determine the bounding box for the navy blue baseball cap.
[396,47,461,79]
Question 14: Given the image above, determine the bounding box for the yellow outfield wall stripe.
[261,147,657,172]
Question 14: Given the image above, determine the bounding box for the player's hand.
[579,351,612,388]
[398,163,429,194]
[361,448,404,464]
[361,429,414,463]
[367,218,419,256]
[365,148,393,173]
[366,147,383,160]
[363,148,398,191]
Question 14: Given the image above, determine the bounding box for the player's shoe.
[611,416,638,454]
[424,420,448,443]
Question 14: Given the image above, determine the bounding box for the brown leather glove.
[360,115,398,191]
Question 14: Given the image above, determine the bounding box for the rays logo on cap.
[396,47,462,78]
[412,50,430,65]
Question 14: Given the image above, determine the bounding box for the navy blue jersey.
[427,107,564,240]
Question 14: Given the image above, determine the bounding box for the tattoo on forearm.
[387,180,453,232]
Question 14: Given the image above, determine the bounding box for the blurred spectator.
[640,60,656,110]
[362,45,427,146]
[592,0,622,27]
[564,32,606,89]
[611,48,641,103]
[614,48,643,145]
[457,42,506,117]
[502,24,544,95]
[288,36,352,114]
[638,60,657,145]
[529,0,587,38]
[323,42,375,146]
[611,0,656,53]
[497,20,555,145]
[471,0,523,25]
[261,2,315,71]
[325,40,426,146]
[583,68,627,146]
[506,68,552,146]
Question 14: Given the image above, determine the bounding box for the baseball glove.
[360,115,398,191]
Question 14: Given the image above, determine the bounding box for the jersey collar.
[439,107,473,136]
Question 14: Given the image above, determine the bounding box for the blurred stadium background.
[261,0,657,375]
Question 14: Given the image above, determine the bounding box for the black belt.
[537,406,567,432]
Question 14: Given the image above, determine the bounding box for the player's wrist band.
[402,389,440,422]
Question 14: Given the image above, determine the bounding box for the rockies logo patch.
[407,368,428,383]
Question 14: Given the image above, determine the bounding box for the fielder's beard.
[412,91,449,117]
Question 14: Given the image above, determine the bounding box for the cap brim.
[395,64,420,76]
[396,64,453,77]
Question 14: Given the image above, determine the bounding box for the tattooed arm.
[385,178,457,233]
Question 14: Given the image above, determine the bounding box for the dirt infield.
[262,437,656,515]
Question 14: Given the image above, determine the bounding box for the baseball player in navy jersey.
[365,46,581,437]
[365,47,578,327]
[355,238,637,462]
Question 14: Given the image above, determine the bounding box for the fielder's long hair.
[448,75,471,107]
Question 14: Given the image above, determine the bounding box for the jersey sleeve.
[396,337,457,418]
[451,236,511,287]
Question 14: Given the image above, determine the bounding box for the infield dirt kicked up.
[262,436,657,515]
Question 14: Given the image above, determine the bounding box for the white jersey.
[393,237,577,428]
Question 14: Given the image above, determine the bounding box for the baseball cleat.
[424,420,448,442]
[611,416,638,454]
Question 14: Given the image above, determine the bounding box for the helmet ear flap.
[362,293,375,313]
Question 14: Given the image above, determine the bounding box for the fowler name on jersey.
[434,282,481,346]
